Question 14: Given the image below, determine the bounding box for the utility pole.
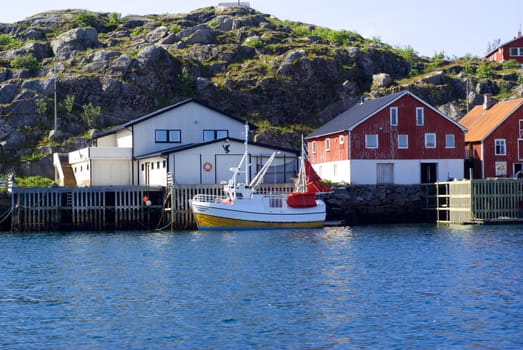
[53,65,57,131]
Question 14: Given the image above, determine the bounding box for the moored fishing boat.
[189,124,330,230]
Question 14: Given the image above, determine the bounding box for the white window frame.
[398,134,408,149]
[390,107,398,126]
[425,133,436,149]
[416,107,424,126]
[495,161,507,176]
[325,138,331,151]
[365,134,378,149]
[495,139,506,156]
[339,135,344,144]
[445,134,455,149]
[510,47,523,57]
[311,141,316,154]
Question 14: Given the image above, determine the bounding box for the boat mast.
[244,122,250,185]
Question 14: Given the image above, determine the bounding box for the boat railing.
[193,193,228,203]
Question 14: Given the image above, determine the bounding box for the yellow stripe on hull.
[193,212,324,230]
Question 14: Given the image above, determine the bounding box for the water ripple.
[1,225,522,349]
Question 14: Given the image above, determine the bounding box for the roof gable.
[96,99,248,138]
[460,98,523,142]
[306,90,465,139]
[485,34,523,57]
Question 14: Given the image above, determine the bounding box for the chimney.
[483,93,493,110]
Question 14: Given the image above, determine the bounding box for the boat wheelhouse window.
[155,129,181,143]
[269,197,283,208]
[203,130,229,142]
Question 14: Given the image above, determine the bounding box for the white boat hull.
[190,195,326,230]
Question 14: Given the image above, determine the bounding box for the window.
[416,107,424,126]
[495,161,507,176]
[155,129,181,143]
[312,141,316,153]
[325,138,331,151]
[398,134,408,149]
[339,135,344,144]
[425,133,436,148]
[495,139,506,155]
[445,134,455,148]
[365,134,378,149]
[510,47,523,57]
[390,107,398,126]
[203,129,228,142]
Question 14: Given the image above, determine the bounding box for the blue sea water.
[0,224,522,349]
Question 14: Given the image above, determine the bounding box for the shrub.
[477,61,493,79]
[74,11,96,26]
[502,59,521,70]
[169,23,182,34]
[131,26,144,38]
[0,33,22,50]
[10,54,40,71]
[81,102,101,128]
[244,36,263,49]
[108,12,122,25]
[15,176,54,188]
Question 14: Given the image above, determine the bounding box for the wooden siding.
[350,94,464,160]
[308,94,465,163]
[308,132,348,164]
[132,102,245,157]
[486,36,523,63]
[470,106,523,178]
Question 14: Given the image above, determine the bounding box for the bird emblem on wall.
[222,144,231,154]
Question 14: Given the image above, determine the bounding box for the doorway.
[420,163,437,183]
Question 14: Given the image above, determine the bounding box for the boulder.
[0,83,20,104]
[372,73,392,88]
[51,27,100,59]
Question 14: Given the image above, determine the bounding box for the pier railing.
[433,179,523,224]
[10,186,165,231]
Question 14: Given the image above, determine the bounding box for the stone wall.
[322,184,435,225]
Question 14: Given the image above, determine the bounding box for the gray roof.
[306,91,408,139]
[95,99,252,138]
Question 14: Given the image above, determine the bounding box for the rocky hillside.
[0,6,522,175]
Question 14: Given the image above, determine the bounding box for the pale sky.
[1,0,522,58]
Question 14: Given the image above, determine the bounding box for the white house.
[55,99,299,187]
